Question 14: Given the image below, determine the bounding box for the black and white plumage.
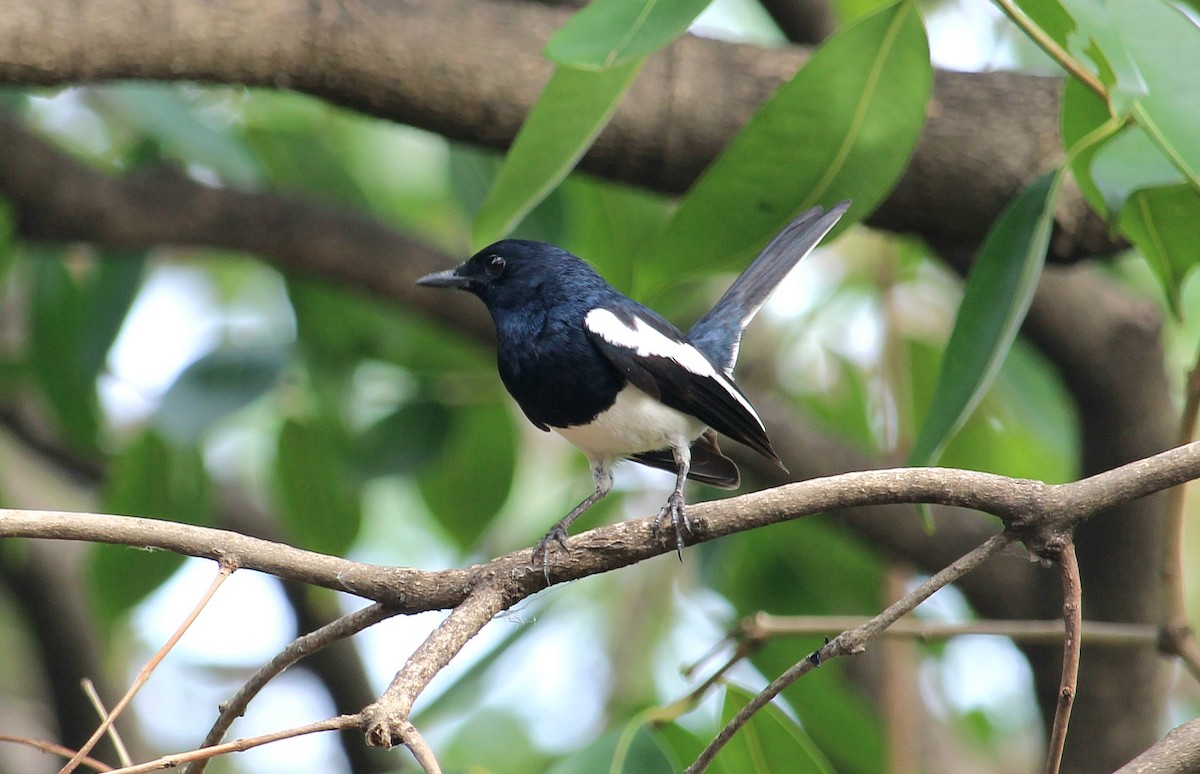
[416,201,849,573]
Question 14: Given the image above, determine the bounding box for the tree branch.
[0,0,1114,258]
[739,613,1157,646]
[3,444,1197,609]
[187,603,397,774]
[1116,718,1200,773]
[687,533,1014,772]
[1044,539,1082,774]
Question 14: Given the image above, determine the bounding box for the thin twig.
[740,614,1157,646]
[1044,540,1082,774]
[686,533,1013,773]
[59,562,235,774]
[0,734,113,771]
[80,678,132,767]
[396,720,441,774]
[186,602,397,774]
[991,0,1107,99]
[102,715,360,774]
[1159,337,1200,682]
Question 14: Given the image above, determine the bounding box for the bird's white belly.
[555,385,704,458]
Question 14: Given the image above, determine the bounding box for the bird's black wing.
[584,305,780,464]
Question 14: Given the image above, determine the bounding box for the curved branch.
[188,603,398,774]
[2,442,1197,608]
[0,113,493,345]
[1116,718,1200,773]
[0,0,1114,258]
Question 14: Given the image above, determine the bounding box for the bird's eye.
[485,255,507,278]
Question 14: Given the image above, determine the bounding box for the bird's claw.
[532,524,572,584]
[653,491,691,560]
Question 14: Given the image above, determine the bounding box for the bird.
[416,201,850,575]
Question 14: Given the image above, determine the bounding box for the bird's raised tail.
[687,201,851,374]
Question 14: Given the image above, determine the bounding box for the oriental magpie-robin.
[417,201,849,572]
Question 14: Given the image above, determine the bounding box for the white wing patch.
[585,308,764,428]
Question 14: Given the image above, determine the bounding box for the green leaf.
[1062,75,1200,316]
[1089,125,1186,214]
[1056,0,1142,101]
[155,345,288,443]
[93,84,264,188]
[1012,0,1075,48]
[1060,76,1115,214]
[715,683,835,773]
[546,725,674,774]
[907,171,1059,466]
[417,401,517,549]
[1108,0,1200,186]
[472,60,644,249]
[77,250,146,380]
[90,432,212,623]
[0,200,15,284]
[243,125,372,209]
[27,250,100,450]
[24,249,145,449]
[559,175,671,292]
[635,0,930,296]
[353,400,453,479]
[545,0,712,70]
[276,418,362,555]
[1118,185,1200,317]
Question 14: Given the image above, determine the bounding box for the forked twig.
[186,602,397,774]
[81,678,131,766]
[0,734,113,771]
[101,715,360,774]
[58,562,235,774]
[685,533,1013,772]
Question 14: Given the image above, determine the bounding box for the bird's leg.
[653,441,692,560]
[533,460,613,581]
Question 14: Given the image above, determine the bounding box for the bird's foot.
[531,524,572,584]
[653,491,691,561]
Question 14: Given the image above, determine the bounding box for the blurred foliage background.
[0,0,1199,772]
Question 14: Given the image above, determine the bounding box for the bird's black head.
[416,239,603,312]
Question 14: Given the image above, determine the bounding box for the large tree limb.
[0,0,1113,258]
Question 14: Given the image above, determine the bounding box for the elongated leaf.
[1052,0,1200,185]
[635,0,930,295]
[276,418,362,555]
[1062,74,1200,315]
[90,432,212,624]
[1089,126,1186,214]
[1060,77,1112,214]
[545,0,712,70]
[907,172,1058,466]
[93,84,264,187]
[545,726,674,774]
[0,201,14,284]
[27,250,99,449]
[1118,184,1200,315]
[715,683,835,774]
[155,345,288,443]
[472,60,643,249]
[78,250,146,380]
[417,402,516,549]
[352,400,453,479]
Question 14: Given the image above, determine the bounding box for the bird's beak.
[415,267,472,289]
